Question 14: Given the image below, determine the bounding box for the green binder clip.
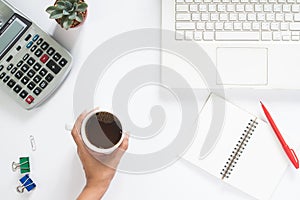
[12,157,30,174]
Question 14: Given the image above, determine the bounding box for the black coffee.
[85,112,122,149]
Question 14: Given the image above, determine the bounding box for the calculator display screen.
[0,14,31,60]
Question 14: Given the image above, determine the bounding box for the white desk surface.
[1,0,300,199]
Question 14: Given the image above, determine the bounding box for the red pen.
[260,101,299,169]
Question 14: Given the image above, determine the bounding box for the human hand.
[71,110,129,200]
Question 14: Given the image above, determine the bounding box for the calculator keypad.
[0,30,71,107]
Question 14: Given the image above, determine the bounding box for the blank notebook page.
[183,94,288,200]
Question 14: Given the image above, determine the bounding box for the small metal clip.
[29,135,36,151]
[17,174,36,193]
[12,157,30,173]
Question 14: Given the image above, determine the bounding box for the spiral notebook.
[183,94,289,200]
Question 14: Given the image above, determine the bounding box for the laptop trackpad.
[216,47,268,85]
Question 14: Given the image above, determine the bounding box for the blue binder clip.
[17,174,36,193]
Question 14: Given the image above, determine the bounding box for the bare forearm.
[77,185,108,200]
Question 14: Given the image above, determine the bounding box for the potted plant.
[46,0,88,30]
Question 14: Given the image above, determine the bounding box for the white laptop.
[161,0,300,89]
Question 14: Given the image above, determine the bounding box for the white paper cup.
[81,110,124,155]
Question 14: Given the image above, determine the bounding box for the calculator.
[0,0,72,110]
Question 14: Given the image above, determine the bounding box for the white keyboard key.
[217,4,226,12]
[236,5,245,12]
[203,32,214,40]
[176,31,185,40]
[220,13,228,21]
[274,5,282,13]
[278,0,285,2]
[248,13,256,21]
[264,5,272,12]
[176,22,195,30]
[194,0,201,3]
[292,31,300,36]
[204,0,212,2]
[250,0,258,2]
[185,31,193,40]
[176,5,189,12]
[245,5,254,12]
[224,22,233,30]
[215,22,224,30]
[176,14,191,21]
[194,31,202,40]
[282,35,290,41]
[234,22,242,30]
[262,22,270,30]
[241,0,249,2]
[197,22,205,29]
[295,14,300,22]
[213,0,221,2]
[266,14,275,21]
[190,5,198,12]
[206,22,214,30]
[215,31,260,40]
[229,13,238,21]
[243,22,251,30]
[199,5,207,12]
[185,0,193,2]
[283,5,291,12]
[292,35,300,41]
[280,22,289,30]
[271,22,279,30]
[222,0,230,2]
[287,0,295,3]
[290,22,300,30]
[255,5,263,12]
[275,13,284,21]
[252,22,260,30]
[260,0,267,2]
[227,4,235,12]
[232,0,239,2]
[285,13,293,22]
[262,32,272,40]
[239,13,247,21]
[176,0,184,2]
[292,5,300,12]
[273,32,281,41]
[192,13,200,21]
[201,13,209,21]
[211,13,219,21]
[209,5,217,12]
[257,13,265,21]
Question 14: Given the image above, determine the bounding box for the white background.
[0,0,300,199]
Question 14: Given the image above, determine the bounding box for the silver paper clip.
[29,135,36,151]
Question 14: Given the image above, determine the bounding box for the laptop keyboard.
[175,0,300,41]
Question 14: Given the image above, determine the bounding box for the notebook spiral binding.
[220,118,258,180]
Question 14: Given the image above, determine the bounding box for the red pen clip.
[284,147,299,169]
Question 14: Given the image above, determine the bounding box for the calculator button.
[21,64,30,73]
[41,42,49,50]
[37,38,43,45]
[33,87,42,96]
[45,73,54,82]
[33,75,42,83]
[39,68,48,77]
[17,61,23,67]
[0,65,3,71]
[21,76,30,85]
[25,34,31,41]
[26,41,33,49]
[40,54,49,63]
[27,57,35,66]
[25,95,34,104]
[53,53,61,61]
[19,90,28,99]
[30,45,37,52]
[33,34,39,41]
[47,47,55,56]
[13,85,22,94]
[6,55,13,62]
[23,53,29,61]
[33,63,42,71]
[34,49,43,57]
[7,64,13,71]
[3,76,9,83]
[7,79,16,88]
[16,46,21,51]
[39,80,48,89]
[0,72,6,79]
[27,69,36,78]
[46,60,61,74]
[59,58,68,67]
[27,81,36,90]
[11,67,17,74]
[15,71,24,80]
